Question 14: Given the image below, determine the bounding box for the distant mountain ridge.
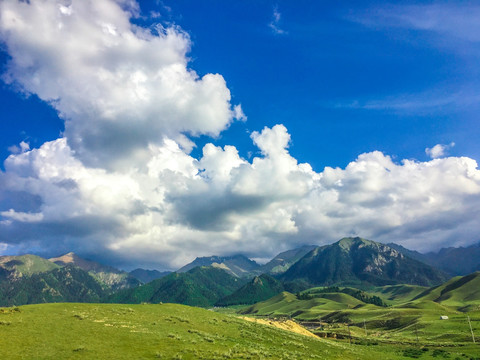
[258,245,317,275]
[389,242,480,276]
[177,254,260,277]
[1,237,474,308]
[129,268,171,283]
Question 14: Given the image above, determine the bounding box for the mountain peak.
[337,237,373,249]
[282,237,447,287]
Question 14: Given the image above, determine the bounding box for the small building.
[440,315,449,320]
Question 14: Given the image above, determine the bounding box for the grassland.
[1,301,479,359]
[240,286,480,359]
[0,302,421,360]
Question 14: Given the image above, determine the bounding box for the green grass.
[239,289,480,359]
[370,284,429,305]
[1,302,479,359]
[0,302,419,360]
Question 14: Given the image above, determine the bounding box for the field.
[1,301,479,359]
[240,287,480,359]
[0,302,417,360]
[2,275,480,359]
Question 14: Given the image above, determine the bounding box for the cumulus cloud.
[0,0,480,269]
[426,142,455,159]
[0,0,243,169]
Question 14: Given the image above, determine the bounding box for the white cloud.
[7,140,29,154]
[350,4,480,44]
[1,0,480,268]
[269,6,286,35]
[0,0,243,169]
[1,124,480,267]
[426,142,455,159]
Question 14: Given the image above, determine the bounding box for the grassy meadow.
[2,273,480,359]
[0,302,415,360]
[240,285,480,360]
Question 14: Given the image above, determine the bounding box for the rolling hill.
[412,271,480,311]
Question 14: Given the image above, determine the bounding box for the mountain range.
[388,242,480,276]
[0,237,479,308]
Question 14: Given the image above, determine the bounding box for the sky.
[0,0,479,270]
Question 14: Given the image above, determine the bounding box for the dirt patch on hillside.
[240,317,319,339]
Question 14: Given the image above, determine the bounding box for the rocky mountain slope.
[281,237,447,287]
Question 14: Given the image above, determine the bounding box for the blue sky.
[0,0,479,269]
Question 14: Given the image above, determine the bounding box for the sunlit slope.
[239,277,480,350]
[0,254,60,278]
[0,303,406,359]
[241,291,373,320]
[370,284,428,305]
[413,271,480,310]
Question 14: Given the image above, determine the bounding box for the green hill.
[241,287,388,320]
[370,284,428,305]
[413,271,480,310]
[216,274,285,306]
[0,265,107,306]
[108,266,245,307]
[281,237,447,287]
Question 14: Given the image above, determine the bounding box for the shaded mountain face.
[177,255,260,278]
[281,237,447,287]
[0,265,107,306]
[423,243,480,276]
[129,269,171,283]
[389,242,480,276]
[49,252,141,291]
[108,266,245,307]
[215,274,285,306]
[258,245,317,275]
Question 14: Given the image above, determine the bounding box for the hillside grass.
[0,302,424,360]
[239,289,480,359]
